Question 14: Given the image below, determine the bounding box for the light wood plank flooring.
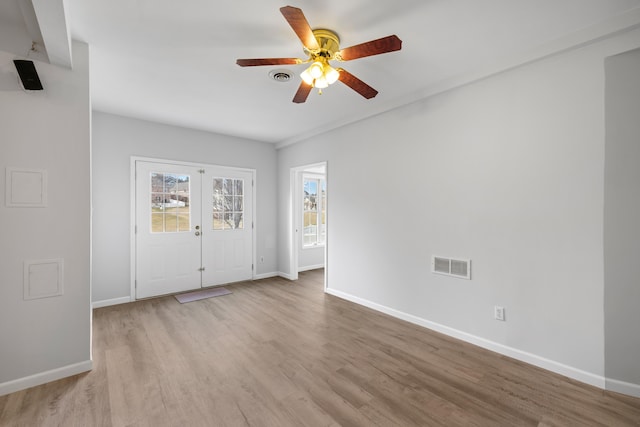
[1,269,639,426]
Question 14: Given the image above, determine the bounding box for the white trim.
[253,271,279,280]
[323,163,329,292]
[325,288,608,390]
[302,244,326,250]
[0,360,92,397]
[278,271,296,281]
[130,158,137,301]
[606,377,640,399]
[89,107,94,363]
[289,168,299,282]
[298,264,324,272]
[92,296,131,309]
[251,170,257,281]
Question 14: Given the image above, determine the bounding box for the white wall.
[0,42,91,394]
[604,47,640,396]
[91,112,278,304]
[278,28,640,389]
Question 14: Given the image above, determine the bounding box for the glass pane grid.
[212,178,244,230]
[303,177,325,247]
[150,172,191,233]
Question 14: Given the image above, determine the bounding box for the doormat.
[174,287,231,304]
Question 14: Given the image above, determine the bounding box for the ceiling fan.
[236,6,402,103]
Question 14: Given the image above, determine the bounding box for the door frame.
[130,156,257,300]
[289,161,328,290]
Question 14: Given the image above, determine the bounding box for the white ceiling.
[4,1,640,146]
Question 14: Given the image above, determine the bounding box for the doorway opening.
[290,162,327,289]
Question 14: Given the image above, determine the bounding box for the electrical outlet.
[494,306,505,321]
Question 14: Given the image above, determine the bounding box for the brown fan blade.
[337,69,378,99]
[337,35,402,61]
[292,81,313,104]
[236,58,300,67]
[280,6,319,50]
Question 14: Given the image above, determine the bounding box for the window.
[150,173,190,232]
[303,175,325,247]
[212,177,244,230]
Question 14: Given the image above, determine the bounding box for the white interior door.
[201,168,254,286]
[135,161,202,299]
[135,160,254,299]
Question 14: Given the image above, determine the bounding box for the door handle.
[195,225,200,236]
[195,231,201,236]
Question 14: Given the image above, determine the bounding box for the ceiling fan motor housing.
[304,29,340,60]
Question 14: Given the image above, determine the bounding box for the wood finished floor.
[1,269,640,426]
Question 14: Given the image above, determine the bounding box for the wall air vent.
[432,256,471,280]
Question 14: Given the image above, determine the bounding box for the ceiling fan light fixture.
[314,76,329,89]
[309,61,324,78]
[300,60,339,89]
[324,64,339,85]
[300,68,314,86]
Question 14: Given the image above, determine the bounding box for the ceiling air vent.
[269,69,293,83]
[432,256,471,280]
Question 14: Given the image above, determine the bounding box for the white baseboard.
[92,296,131,309]
[606,377,640,398]
[0,360,93,396]
[325,287,610,391]
[92,275,287,304]
[298,264,324,272]
[253,271,279,280]
[278,271,296,280]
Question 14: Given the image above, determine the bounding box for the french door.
[135,160,254,299]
